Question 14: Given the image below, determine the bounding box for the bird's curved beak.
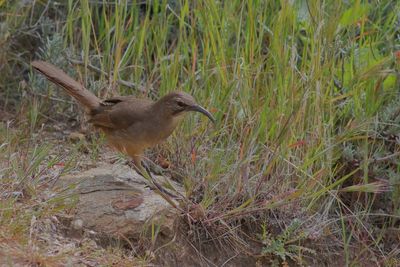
[189,105,216,123]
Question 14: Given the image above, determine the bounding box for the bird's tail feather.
[31,61,100,111]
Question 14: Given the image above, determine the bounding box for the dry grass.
[1,0,400,265]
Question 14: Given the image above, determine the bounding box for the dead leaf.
[112,196,143,211]
[68,132,86,142]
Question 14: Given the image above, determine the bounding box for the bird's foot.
[139,160,179,199]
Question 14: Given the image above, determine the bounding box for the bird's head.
[156,91,215,123]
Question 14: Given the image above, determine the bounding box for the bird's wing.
[89,97,154,129]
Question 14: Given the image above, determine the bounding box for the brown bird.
[31,61,215,176]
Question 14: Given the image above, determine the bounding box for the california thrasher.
[31,61,215,176]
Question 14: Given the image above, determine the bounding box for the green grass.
[1,0,400,265]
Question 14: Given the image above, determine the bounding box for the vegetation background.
[1,0,400,266]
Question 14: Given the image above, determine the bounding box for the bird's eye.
[177,101,185,107]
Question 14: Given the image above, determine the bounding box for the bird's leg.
[131,156,178,199]
[140,159,153,178]
[141,156,185,183]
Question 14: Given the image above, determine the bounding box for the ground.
[2,1,400,266]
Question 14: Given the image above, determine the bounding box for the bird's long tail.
[31,61,101,111]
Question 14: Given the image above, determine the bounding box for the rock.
[56,164,181,241]
[54,165,260,266]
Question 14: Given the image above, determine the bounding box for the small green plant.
[259,219,315,265]
[1,0,400,265]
